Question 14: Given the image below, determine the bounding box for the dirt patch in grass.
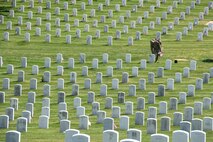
[205,21,213,25]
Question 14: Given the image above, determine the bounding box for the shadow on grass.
[0,6,10,14]
[202,59,213,63]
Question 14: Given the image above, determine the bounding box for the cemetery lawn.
[0,0,213,142]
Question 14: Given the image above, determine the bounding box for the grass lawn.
[0,0,213,141]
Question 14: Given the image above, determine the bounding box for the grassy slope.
[0,0,213,141]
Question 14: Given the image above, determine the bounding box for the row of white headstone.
[1,93,211,142]
[7,0,167,12]
[2,21,212,43]
[1,0,212,42]
[1,53,213,71]
[1,89,212,113]
[0,68,212,93]
[2,0,211,23]
[3,129,208,142]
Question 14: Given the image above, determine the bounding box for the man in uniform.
[150,39,163,62]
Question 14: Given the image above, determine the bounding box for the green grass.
[0,0,213,142]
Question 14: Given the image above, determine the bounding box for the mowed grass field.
[0,0,213,141]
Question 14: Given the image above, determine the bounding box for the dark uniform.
[150,39,162,62]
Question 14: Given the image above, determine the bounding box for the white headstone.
[84,24,90,32]
[176,32,182,41]
[187,84,195,97]
[25,32,30,42]
[180,121,191,137]
[65,129,80,142]
[108,10,113,18]
[159,101,167,114]
[118,92,125,103]
[60,120,70,132]
[45,23,51,32]
[66,35,71,44]
[6,130,21,142]
[103,130,119,142]
[137,97,145,110]
[119,16,124,24]
[0,15,4,24]
[5,107,14,121]
[143,26,149,35]
[180,12,185,20]
[96,72,102,83]
[17,117,27,132]
[183,67,190,78]
[115,4,120,12]
[125,101,133,115]
[76,106,85,117]
[0,115,9,128]
[204,7,209,16]
[184,107,194,121]
[128,37,133,46]
[28,91,36,103]
[39,115,49,129]
[57,78,64,89]
[147,118,157,134]
[120,116,129,130]
[162,12,167,20]
[97,111,106,123]
[35,27,41,36]
[160,116,171,131]
[79,115,89,129]
[90,9,95,17]
[144,11,149,19]
[172,130,189,142]
[45,12,51,21]
[185,6,190,16]
[148,92,155,104]
[191,130,206,142]
[64,13,69,22]
[104,118,114,131]
[5,21,12,29]
[0,57,3,68]
[179,92,187,104]
[98,3,103,11]
[93,20,98,28]
[107,36,113,46]
[148,106,157,118]
[37,6,42,14]
[14,84,22,96]
[43,84,50,97]
[135,112,144,125]
[148,72,155,83]
[45,34,51,43]
[81,2,85,10]
[86,35,92,45]
[3,78,10,90]
[105,97,113,109]
[197,32,203,41]
[158,84,165,96]
[173,112,183,126]
[100,15,105,23]
[7,64,14,74]
[71,134,90,142]
[192,119,203,131]
[194,101,203,115]
[203,117,213,131]
[170,97,178,110]
[10,98,18,110]
[167,78,174,90]
[203,97,211,110]
[157,67,164,78]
